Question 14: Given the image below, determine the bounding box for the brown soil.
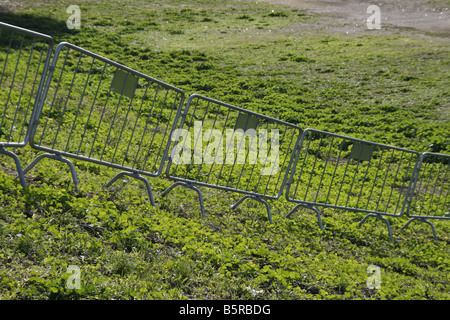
[257,0,449,39]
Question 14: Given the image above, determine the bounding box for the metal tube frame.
[284,128,421,241]
[1,23,448,241]
[163,94,303,222]
[26,41,185,202]
[401,152,449,240]
[0,22,54,187]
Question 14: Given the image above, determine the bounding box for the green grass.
[0,0,449,300]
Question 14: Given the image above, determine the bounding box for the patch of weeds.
[267,10,288,18]
[107,251,140,276]
[237,14,254,21]
[167,29,184,35]
[279,53,315,63]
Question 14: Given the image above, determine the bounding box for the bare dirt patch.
[257,0,449,38]
[0,0,21,12]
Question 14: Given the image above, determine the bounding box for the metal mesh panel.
[407,152,449,220]
[166,94,302,200]
[30,42,185,177]
[0,22,53,147]
[0,22,53,187]
[286,129,419,217]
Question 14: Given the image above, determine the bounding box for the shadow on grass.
[0,10,74,41]
[0,9,123,54]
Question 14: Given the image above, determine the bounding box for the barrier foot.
[358,213,393,241]
[231,195,272,223]
[284,203,323,230]
[160,182,206,218]
[23,153,79,191]
[0,146,27,188]
[400,218,438,241]
[105,171,155,206]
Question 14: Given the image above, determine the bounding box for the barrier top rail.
[166,93,303,200]
[29,41,185,178]
[0,22,53,43]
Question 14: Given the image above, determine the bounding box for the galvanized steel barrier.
[401,152,449,240]
[162,94,302,222]
[26,41,185,203]
[0,22,53,187]
[0,22,448,240]
[284,128,420,240]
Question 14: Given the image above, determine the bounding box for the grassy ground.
[0,0,449,301]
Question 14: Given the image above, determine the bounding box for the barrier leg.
[285,203,323,230]
[23,153,79,191]
[0,146,27,188]
[230,195,251,210]
[231,195,272,223]
[358,213,393,241]
[400,217,438,241]
[160,182,206,218]
[105,171,155,206]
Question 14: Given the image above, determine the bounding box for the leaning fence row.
[0,22,448,240]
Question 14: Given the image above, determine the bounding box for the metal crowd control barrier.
[26,41,185,203]
[162,94,302,222]
[285,128,420,240]
[0,22,53,187]
[401,152,449,240]
[2,23,448,242]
